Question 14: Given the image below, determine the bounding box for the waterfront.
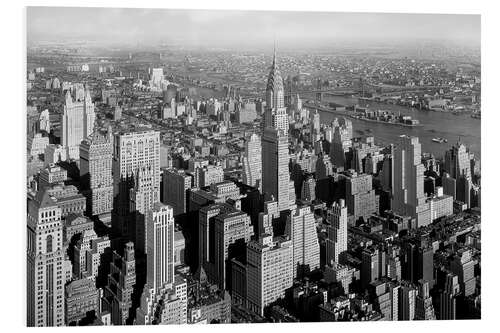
[318,95,481,161]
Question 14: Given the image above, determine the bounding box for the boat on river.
[432,137,448,143]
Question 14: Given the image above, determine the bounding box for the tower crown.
[265,47,284,109]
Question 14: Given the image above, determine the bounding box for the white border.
[1,1,497,332]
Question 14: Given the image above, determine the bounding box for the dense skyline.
[27,7,480,49]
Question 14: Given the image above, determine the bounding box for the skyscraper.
[439,273,460,320]
[361,246,379,289]
[146,203,175,293]
[262,127,295,212]
[261,50,295,212]
[130,165,158,253]
[112,130,160,239]
[242,133,262,191]
[329,118,352,168]
[286,205,320,277]
[80,128,114,219]
[263,49,288,132]
[103,242,136,325]
[27,190,65,327]
[162,168,192,216]
[246,234,294,316]
[311,110,321,142]
[343,170,378,224]
[444,142,473,179]
[300,175,316,203]
[213,211,254,291]
[61,88,95,159]
[392,135,431,228]
[326,199,348,265]
[398,282,417,320]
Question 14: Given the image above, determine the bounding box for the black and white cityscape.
[26,7,481,326]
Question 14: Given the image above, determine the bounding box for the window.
[46,235,53,253]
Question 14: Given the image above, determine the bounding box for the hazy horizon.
[27,7,481,49]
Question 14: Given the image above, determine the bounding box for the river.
[318,95,481,161]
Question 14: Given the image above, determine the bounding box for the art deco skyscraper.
[262,127,295,212]
[444,142,473,179]
[326,199,348,265]
[27,190,65,327]
[146,203,175,293]
[261,49,295,212]
[263,49,288,132]
[286,205,320,277]
[112,130,160,239]
[392,135,431,228]
[79,128,113,219]
[242,133,262,191]
[61,88,95,159]
[103,242,136,325]
[328,118,352,168]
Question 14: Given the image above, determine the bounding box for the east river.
[318,95,481,162]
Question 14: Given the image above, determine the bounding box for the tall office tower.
[130,166,157,215]
[361,246,379,289]
[402,243,434,285]
[27,191,65,327]
[300,175,316,202]
[199,203,235,280]
[85,235,111,283]
[325,200,348,265]
[351,137,380,173]
[130,165,158,253]
[242,133,262,191]
[444,142,473,179]
[162,168,192,216]
[415,280,436,320]
[330,127,349,168]
[146,203,175,293]
[380,153,394,193]
[343,170,378,224]
[285,205,320,277]
[442,172,457,199]
[246,234,294,316]
[368,280,399,321]
[61,88,95,159]
[104,242,136,325]
[263,50,288,132]
[257,200,280,237]
[212,211,254,291]
[316,153,334,180]
[73,228,98,278]
[456,174,473,208]
[450,248,476,297]
[113,130,160,239]
[262,127,295,212]
[387,246,402,281]
[439,273,460,320]
[398,282,417,320]
[311,110,321,142]
[80,129,113,218]
[329,118,352,168]
[392,135,431,228]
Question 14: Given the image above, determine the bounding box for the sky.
[27,7,481,49]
